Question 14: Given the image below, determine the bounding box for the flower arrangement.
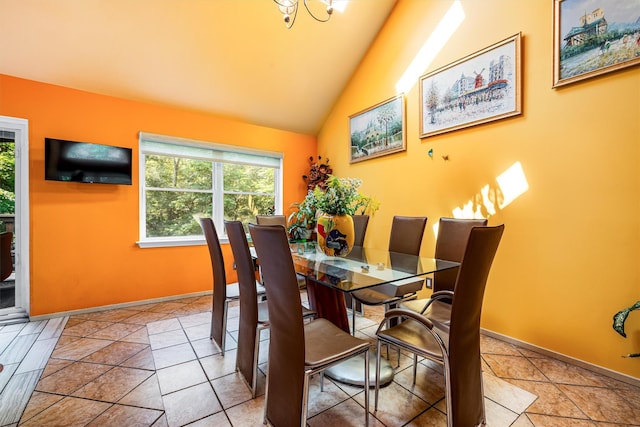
[314,175,379,216]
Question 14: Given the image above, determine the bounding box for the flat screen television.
[45,138,133,185]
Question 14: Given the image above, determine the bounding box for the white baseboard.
[29,290,213,322]
[482,328,640,388]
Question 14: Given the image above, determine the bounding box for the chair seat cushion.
[377,318,449,361]
[226,280,265,300]
[304,318,369,369]
[399,299,452,328]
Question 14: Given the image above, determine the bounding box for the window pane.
[224,194,275,226]
[145,155,212,190]
[223,163,274,193]
[146,190,212,237]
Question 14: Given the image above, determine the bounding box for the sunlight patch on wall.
[395,0,465,94]
[452,161,528,219]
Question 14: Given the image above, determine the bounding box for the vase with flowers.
[314,176,378,257]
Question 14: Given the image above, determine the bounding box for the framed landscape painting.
[553,0,640,87]
[349,95,406,164]
[419,33,521,139]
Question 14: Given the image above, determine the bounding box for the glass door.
[0,116,29,323]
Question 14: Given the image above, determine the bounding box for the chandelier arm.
[303,0,333,23]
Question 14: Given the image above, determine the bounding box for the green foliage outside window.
[0,143,15,214]
[144,153,276,238]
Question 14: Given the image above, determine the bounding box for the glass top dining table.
[289,242,459,387]
[290,242,460,293]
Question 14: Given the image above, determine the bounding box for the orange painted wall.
[0,74,315,316]
[318,0,640,378]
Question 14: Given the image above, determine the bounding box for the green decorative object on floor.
[612,300,640,358]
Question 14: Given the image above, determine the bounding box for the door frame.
[0,116,29,321]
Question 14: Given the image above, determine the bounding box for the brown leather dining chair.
[349,215,427,335]
[345,214,369,316]
[374,224,504,427]
[199,217,265,355]
[255,214,287,228]
[401,217,488,323]
[249,223,370,427]
[225,220,315,398]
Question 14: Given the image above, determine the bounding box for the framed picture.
[419,33,521,139]
[349,95,406,164]
[553,0,640,88]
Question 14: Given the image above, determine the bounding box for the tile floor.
[0,293,639,426]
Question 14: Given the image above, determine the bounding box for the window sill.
[137,237,208,248]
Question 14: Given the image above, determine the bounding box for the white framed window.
[137,132,283,248]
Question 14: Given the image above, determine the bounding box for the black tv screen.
[45,138,132,185]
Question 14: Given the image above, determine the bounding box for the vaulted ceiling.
[0,0,398,135]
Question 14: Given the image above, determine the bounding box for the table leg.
[305,277,350,333]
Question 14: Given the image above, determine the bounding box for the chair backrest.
[199,218,227,349]
[448,224,504,427]
[0,232,12,282]
[225,220,259,386]
[248,224,305,426]
[352,214,369,247]
[255,215,287,228]
[433,217,488,294]
[388,216,427,255]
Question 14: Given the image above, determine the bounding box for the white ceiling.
[0,0,397,135]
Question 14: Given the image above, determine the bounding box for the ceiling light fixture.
[274,0,334,29]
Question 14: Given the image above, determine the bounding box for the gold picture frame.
[419,33,522,139]
[349,95,406,164]
[553,0,640,88]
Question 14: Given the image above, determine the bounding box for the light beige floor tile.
[308,398,385,426]
[191,337,221,358]
[162,382,222,426]
[483,372,537,414]
[151,342,197,369]
[148,328,188,350]
[178,312,211,329]
[393,362,445,405]
[225,395,265,426]
[157,360,208,395]
[306,373,351,417]
[357,381,428,426]
[484,397,519,427]
[200,349,238,380]
[146,318,182,336]
[404,406,447,427]
[211,372,254,409]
